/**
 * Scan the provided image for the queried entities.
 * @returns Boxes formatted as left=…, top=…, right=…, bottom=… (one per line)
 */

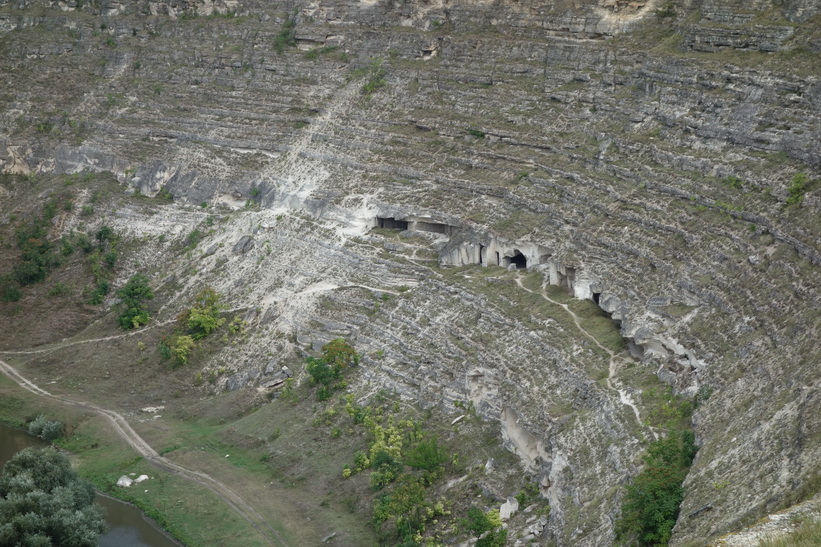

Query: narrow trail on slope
left=514, top=276, right=656, bottom=438
left=0, top=320, right=177, bottom=356
left=0, top=306, right=249, bottom=357
left=0, top=358, right=285, bottom=546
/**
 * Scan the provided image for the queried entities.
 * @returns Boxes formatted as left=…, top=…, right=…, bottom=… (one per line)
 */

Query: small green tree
left=306, top=339, right=359, bottom=400
left=170, top=334, right=195, bottom=367
left=186, top=287, right=225, bottom=339
left=0, top=447, right=106, bottom=546
left=116, top=273, right=154, bottom=329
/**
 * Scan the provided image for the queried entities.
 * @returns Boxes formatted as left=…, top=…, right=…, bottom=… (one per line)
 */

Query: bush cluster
left=27, top=414, right=64, bottom=441
left=615, top=429, right=698, bottom=546
left=116, top=273, right=154, bottom=329
left=159, top=287, right=225, bottom=367
left=306, top=338, right=359, bottom=400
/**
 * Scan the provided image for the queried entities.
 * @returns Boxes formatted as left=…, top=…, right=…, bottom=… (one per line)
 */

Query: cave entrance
left=592, top=292, right=601, bottom=305
left=377, top=217, right=409, bottom=230
left=510, top=250, right=527, bottom=270
left=479, top=245, right=485, bottom=265
left=413, top=221, right=453, bottom=236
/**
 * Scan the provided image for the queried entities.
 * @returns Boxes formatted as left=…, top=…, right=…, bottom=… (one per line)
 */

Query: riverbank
left=0, top=372, right=274, bottom=546
left=0, top=423, right=181, bottom=547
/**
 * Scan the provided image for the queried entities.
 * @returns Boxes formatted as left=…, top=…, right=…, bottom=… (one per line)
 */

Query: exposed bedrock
left=1, top=0, right=819, bottom=544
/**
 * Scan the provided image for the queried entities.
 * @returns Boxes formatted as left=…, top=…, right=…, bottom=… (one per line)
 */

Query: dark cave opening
left=592, top=292, right=601, bottom=305
left=377, top=217, right=409, bottom=230
left=510, top=250, right=527, bottom=270
left=414, top=221, right=452, bottom=235
left=479, top=245, right=485, bottom=265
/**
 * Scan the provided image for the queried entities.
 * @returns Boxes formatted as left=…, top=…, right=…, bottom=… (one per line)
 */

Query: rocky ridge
left=1, top=0, right=819, bottom=545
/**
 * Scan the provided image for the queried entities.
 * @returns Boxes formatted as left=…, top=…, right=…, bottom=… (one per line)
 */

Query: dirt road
left=0, top=357, right=285, bottom=546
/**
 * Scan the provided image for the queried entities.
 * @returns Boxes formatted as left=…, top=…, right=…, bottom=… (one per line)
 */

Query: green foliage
left=12, top=199, right=63, bottom=286
left=77, top=233, right=93, bottom=253
left=274, top=14, right=297, bottom=54
left=87, top=280, right=110, bottom=305
left=184, top=229, right=203, bottom=250
left=0, top=447, right=106, bottom=546
left=373, top=475, right=443, bottom=544
left=615, top=430, right=698, bottom=546
left=724, top=175, right=743, bottom=190
left=305, top=45, right=338, bottom=60
left=116, top=273, right=154, bottom=329
left=362, top=58, right=387, bottom=95
left=27, top=414, right=64, bottom=441
left=787, top=172, right=808, bottom=205
left=461, top=506, right=495, bottom=535
left=468, top=128, right=486, bottom=139
left=0, top=276, right=22, bottom=302
left=169, top=335, right=195, bottom=367
left=103, top=250, right=118, bottom=268
left=95, top=225, right=114, bottom=244
left=404, top=437, right=448, bottom=472
left=643, top=386, right=694, bottom=430
left=306, top=339, right=359, bottom=400
left=186, top=287, right=225, bottom=339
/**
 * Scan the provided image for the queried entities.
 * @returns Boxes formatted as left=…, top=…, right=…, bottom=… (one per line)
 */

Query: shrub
left=186, top=287, right=225, bottom=339
left=87, top=280, right=110, bottom=305
left=615, top=429, right=698, bottom=546
left=116, top=273, right=153, bottom=329
left=1, top=276, right=22, bottom=302
left=787, top=172, right=808, bottom=205
left=461, top=507, right=495, bottom=536
left=404, top=438, right=448, bottom=472
left=169, top=335, right=195, bottom=367
left=77, top=233, right=94, bottom=253
left=27, top=414, right=64, bottom=441
left=184, top=229, right=203, bottom=250
left=321, top=338, right=359, bottom=369
left=306, top=339, right=359, bottom=400
left=95, top=225, right=114, bottom=245
left=362, top=58, right=386, bottom=95
left=274, top=14, right=297, bottom=54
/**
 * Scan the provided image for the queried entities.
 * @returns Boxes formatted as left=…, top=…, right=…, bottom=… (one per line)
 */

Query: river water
left=0, top=424, right=180, bottom=547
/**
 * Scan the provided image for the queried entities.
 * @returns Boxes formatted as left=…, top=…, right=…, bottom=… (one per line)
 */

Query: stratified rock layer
left=0, top=0, right=819, bottom=545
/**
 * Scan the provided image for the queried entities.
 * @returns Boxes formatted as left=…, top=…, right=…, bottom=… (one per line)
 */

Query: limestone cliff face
left=1, top=0, right=819, bottom=544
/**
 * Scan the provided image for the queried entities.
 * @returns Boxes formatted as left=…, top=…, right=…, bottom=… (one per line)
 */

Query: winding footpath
left=0, top=356, right=285, bottom=546
left=514, top=276, right=657, bottom=438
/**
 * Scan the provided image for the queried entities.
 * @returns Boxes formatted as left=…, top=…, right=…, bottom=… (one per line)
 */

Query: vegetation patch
left=0, top=446, right=106, bottom=546
left=616, top=422, right=698, bottom=546
left=159, top=287, right=229, bottom=367
left=116, top=273, right=154, bottom=329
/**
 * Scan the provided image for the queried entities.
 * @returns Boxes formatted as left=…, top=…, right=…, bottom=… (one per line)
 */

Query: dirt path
left=0, top=305, right=249, bottom=357
left=0, top=357, right=285, bottom=546
left=514, top=277, right=656, bottom=438
left=0, top=320, right=176, bottom=356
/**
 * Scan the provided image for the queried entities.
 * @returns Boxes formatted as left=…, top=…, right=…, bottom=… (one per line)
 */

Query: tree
left=0, top=447, right=106, bottom=546
left=186, top=287, right=225, bottom=339
left=116, top=273, right=154, bottom=329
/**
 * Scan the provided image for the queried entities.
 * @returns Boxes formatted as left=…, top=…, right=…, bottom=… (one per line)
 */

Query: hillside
left=0, top=0, right=819, bottom=545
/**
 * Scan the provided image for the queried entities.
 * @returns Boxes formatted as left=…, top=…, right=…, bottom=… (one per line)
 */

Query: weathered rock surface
left=0, top=0, right=819, bottom=545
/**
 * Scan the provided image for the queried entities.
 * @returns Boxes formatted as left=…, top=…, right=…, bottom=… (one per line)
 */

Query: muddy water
left=0, top=424, right=179, bottom=547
